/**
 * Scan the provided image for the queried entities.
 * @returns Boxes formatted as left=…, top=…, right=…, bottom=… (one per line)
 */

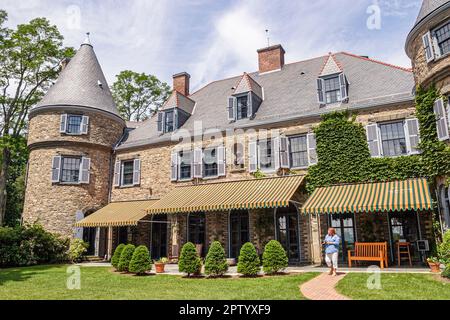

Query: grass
left=0, top=265, right=318, bottom=300
left=337, top=273, right=450, bottom=300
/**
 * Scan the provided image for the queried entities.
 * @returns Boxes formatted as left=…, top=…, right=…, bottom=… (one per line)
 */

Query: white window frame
left=178, top=150, right=193, bottom=181
left=431, top=19, right=450, bottom=59
left=376, top=120, right=411, bottom=158
left=288, top=135, right=309, bottom=170
left=120, top=160, right=135, bottom=187
left=257, top=139, right=276, bottom=173
left=61, top=114, right=88, bottom=136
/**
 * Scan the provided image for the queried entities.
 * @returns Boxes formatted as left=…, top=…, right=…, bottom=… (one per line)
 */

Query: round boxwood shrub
left=204, top=241, right=228, bottom=277
left=118, top=244, right=135, bottom=272
left=237, top=242, right=260, bottom=277
left=178, top=242, right=202, bottom=277
left=262, top=240, right=288, bottom=275
left=129, top=245, right=152, bottom=275
left=111, top=244, right=126, bottom=270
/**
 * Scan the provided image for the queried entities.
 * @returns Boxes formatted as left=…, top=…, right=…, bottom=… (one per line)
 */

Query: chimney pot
left=257, top=44, right=285, bottom=74
left=173, top=72, right=190, bottom=96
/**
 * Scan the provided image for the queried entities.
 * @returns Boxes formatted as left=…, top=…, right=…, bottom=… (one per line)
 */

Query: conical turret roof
left=414, top=0, right=449, bottom=26
left=34, top=40, right=120, bottom=117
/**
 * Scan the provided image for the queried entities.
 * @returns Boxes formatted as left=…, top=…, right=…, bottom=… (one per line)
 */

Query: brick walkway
left=300, top=273, right=351, bottom=300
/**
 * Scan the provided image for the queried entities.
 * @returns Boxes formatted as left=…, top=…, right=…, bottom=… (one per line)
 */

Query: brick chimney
left=257, top=44, right=285, bottom=74
left=173, top=72, right=190, bottom=96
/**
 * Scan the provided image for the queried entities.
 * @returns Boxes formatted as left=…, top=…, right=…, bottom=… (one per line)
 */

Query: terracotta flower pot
left=428, top=261, right=441, bottom=273
left=155, top=263, right=165, bottom=273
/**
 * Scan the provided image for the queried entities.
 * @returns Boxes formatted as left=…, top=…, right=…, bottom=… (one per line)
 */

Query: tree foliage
left=111, top=70, right=171, bottom=122
left=0, top=11, right=74, bottom=225
left=204, top=241, right=228, bottom=277
left=118, top=244, right=135, bottom=272
left=111, top=243, right=126, bottom=270
left=129, top=245, right=152, bottom=275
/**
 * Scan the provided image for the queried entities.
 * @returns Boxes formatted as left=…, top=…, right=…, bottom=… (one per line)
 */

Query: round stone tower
left=405, top=0, right=450, bottom=94
left=23, top=36, right=125, bottom=239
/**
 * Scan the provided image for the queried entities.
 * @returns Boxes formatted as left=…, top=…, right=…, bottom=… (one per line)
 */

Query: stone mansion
left=23, top=0, right=450, bottom=264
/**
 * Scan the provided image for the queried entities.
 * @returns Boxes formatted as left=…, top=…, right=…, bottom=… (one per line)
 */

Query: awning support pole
left=416, top=210, right=424, bottom=263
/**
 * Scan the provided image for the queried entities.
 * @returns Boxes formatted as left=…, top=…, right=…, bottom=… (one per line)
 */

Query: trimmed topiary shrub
left=204, top=241, right=228, bottom=277
left=237, top=242, right=260, bottom=277
left=118, top=244, right=135, bottom=272
left=111, top=244, right=126, bottom=270
left=129, top=245, right=152, bottom=275
left=262, top=240, right=288, bottom=275
left=178, top=242, right=202, bottom=277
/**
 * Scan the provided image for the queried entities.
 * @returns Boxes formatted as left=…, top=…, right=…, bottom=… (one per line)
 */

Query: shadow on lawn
left=0, top=265, right=52, bottom=286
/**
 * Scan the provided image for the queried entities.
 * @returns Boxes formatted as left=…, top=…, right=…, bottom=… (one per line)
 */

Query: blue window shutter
left=434, top=98, right=449, bottom=141
left=60, top=114, right=67, bottom=133
left=157, top=112, right=163, bottom=132
left=307, top=133, right=318, bottom=165
left=279, top=136, right=290, bottom=169
left=317, top=78, right=325, bottom=104
left=79, top=157, right=91, bottom=184
left=80, top=116, right=89, bottom=134
left=405, top=118, right=421, bottom=155
left=170, top=152, right=178, bottom=181
left=247, top=92, right=253, bottom=119
left=248, top=141, right=258, bottom=173
left=51, top=156, right=62, bottom=183
left=174, top=109, right=179, bottom=130
left=217, top=145, right=226, bottom=177
left=339, top=73, right=348, bottom=102
left=366, top=124, right=381, bottom=157
left=113, top=161, right=121, bottom=187
left=422, top=31, right=434, bottom=63
left=133, top=158, right=141, bottom=185
left=228, top=97, right=236, bottom=121
left=193, top=148, right=203, bottom=178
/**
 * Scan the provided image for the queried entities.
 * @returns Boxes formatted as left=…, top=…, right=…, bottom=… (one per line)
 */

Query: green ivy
left=305, top=110, right=426, bottom=194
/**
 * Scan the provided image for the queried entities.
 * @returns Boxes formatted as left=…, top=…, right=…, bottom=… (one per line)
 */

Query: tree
left=111, top=243, right=126, bottom=270
left=118, top=244, right=135, bottom=272
left=129, top=245, right=152, bottom=275
left=0, top=11, right=74, bottom=225
left=111, top=70, right=171, bottom=122
left=178, top=242, right=202, bottom=277
left=204, top=241, right=228, bottom=277
left=262, top=240, right=288, bottom=274
left=237, top=242, right=260, bottom=277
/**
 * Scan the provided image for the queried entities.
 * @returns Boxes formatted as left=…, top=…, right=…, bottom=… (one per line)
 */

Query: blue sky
left=3, top=0, right=422, bottom=91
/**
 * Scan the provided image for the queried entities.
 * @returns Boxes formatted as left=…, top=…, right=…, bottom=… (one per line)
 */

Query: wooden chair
left=348, top=242, right=389, bottom=269
left=396, top=242, right=412, bottom=267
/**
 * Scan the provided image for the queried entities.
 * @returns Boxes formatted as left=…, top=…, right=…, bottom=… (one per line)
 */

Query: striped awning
left=146, top=175, right=305, bottom=214
left=74, top=199, right=159, bottom=227
left=301, top=178, right=433, bottom=214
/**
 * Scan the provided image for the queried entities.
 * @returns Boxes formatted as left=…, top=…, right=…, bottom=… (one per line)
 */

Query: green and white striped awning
left=301, top=178, right=432, bottom=214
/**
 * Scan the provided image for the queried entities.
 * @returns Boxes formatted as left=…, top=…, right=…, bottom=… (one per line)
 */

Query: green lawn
left=0, top=265, right=318, bottom=300
left=337, top=273, right=450, bottom=300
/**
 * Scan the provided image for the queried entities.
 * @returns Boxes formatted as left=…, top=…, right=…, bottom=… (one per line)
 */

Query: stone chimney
left=173, top=72, right=190, bottom=96
left=257, top=44, right=285, bottom=74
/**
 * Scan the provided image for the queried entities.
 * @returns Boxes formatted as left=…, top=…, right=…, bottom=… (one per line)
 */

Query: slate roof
left=233, top=72, right=263, bottom=99
left=117, top=52, right=414, bottom=150
left=32, top=43, right=120, bottom=117
left=319, top=54, right=343, bottom=76
left=161, top=91, right=196, bottom=115
left=414, top=0, right=449, bottom=26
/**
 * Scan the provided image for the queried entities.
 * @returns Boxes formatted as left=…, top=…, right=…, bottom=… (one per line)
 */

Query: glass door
left=83, top=227, right=97, bottom=256
left=229, top=210, right=250, bottom=258
left=388, top=211, right=419, bottom=262
left=188, top=212, right=206, bottom=257
left=276, top=206, right=300, bottom=263
left=329, top=214, right=355, bottom=262
left=151, top=215, right=168, bottom=259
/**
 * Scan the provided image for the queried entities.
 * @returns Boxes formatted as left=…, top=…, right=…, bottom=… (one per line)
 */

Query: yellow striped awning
left=74, top=199, right=159, bottom=227
left=301, top=178, right=433, bottom=214
left=146, top=175, right=305, bottom=214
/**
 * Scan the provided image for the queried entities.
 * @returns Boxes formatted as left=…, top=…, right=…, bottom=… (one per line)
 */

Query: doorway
left=151, top=215, right=168, bottom=259
left=329, top=213, right=356, bottom=262
left=229, top=210, right=250, bottom=258
left=276, top=205, right=300, bottom=263
left=188, top=212, right=206, bottom=256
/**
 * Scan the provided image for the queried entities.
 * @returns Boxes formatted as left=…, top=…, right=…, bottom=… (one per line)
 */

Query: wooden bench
left=348, top=242, right=389, bottom=269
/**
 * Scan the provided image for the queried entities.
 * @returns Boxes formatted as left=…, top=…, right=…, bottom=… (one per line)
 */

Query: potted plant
left=154, top=257, right=169, bottom=273
left=427, top=257, right=441, bottom=273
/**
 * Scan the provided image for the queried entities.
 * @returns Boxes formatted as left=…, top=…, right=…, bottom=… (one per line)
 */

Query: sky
left=2, top=0, right=422, bottom=92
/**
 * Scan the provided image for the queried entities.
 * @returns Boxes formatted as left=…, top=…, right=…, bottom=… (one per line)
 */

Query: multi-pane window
left=229, top=210, right=249, bottom=258
left=66, top=115, right=82, bottom=134
left=164, top=110, right=174, bottom=133
left=259, top=139, right=273, bottom=169
left=379, top=121, right=407, bottom=157
left=324, top=76, right=341, bottom=104
left=179, top=151, right=192, bottom=180
left=203, top=148, right=218, bottom=177
left=435, top=21, right=450, bottom=56
left=233, top=143, right=244, bottom=168
left=236, top=95, right=248, bottom=120
left=61, top=157, right=81, bottom=183
left=289, top=135, right=308, bottom=168
left=121, top=160, right=134, bottom=186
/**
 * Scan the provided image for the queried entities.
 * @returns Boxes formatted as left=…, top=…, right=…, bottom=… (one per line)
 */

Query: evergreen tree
left=262, top=240, right=288, bottom=274
left=204, top=241, right=228, bottom=277
left=237, top=242, right=260, bottom=277
left=178, top=242, right=202, bottom=277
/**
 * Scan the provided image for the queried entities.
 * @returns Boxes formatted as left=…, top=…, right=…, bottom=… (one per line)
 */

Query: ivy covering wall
left=305, top=86, right=450, bottom=194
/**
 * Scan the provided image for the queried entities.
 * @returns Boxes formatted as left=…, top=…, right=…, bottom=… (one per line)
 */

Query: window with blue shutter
left=405, top=118, right=421, bottom=155
left=248, top=141, right=258, bottom=173
left=317, top=78, right=325, bottom=104
left=307, top=133, right=317, bottom=165
left=422, top=31, right=435, bottom=63
left=434, top=98, right=449, bottom=141
left=51, top=156, right=62, bottom=183
left=228, top=97, right=236, bottom=121
left=132, top=158, right=141, bottom=186
left=79, top=157, right=91, bottom=184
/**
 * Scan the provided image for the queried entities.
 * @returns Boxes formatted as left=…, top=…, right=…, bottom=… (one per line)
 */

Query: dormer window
left=164, top=110, right=175, bottom=133
left=157, top=108, right=181, bottom=134
left=236, top=95, right=248, bottom=120
left=60, top=114, right=89, bottom=135
left=317, top=73, right=348, bottom=105
left=228, top=73, right=263, bottom=122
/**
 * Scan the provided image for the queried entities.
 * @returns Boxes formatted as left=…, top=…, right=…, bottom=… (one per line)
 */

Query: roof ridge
left=338, top=51, right=412, bottom=73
